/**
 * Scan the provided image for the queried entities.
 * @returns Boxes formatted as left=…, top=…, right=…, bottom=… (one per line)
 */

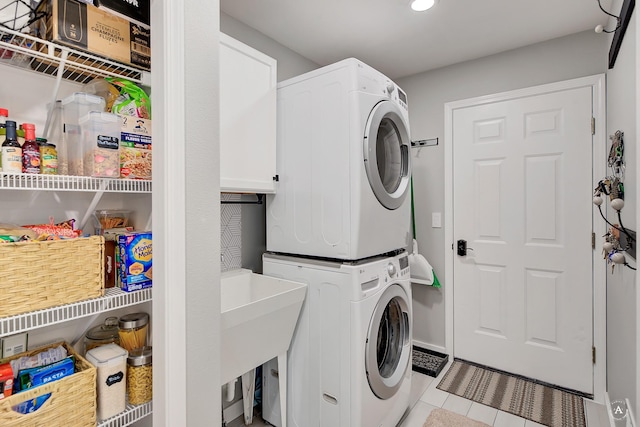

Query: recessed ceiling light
left=411, top=0, right=436, bottom=12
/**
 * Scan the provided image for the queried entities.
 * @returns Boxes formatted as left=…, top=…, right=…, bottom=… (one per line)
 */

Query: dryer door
left=363, top=101, right=411, bottom=210
left=365, top=283, right=411, bottom=400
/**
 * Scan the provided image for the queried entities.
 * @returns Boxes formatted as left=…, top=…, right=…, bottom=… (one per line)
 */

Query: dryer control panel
left=398, top=254, right=409, bottom=277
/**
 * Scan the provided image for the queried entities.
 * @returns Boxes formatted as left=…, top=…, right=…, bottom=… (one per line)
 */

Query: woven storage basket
left=0, top=342, right=97, bottom=426
left=0, top=236, right=105, bottom=318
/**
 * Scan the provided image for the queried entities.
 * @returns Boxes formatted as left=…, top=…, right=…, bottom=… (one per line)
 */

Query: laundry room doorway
left=443, top=75, right=607, bottom=399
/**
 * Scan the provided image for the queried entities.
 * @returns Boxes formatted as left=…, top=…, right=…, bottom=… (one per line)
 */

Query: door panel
left=453, top=86, right=593, bottom=394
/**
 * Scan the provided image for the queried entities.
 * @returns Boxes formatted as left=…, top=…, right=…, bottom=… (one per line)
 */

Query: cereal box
left=0, top=362, right=13, bottom=399
left=118, top=231, right=152, bottom=292
left=119, top=115, right=152, bottom=180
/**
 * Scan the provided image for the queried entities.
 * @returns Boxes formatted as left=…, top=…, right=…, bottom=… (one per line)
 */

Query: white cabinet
left=220, top=33, right=277, bottom=193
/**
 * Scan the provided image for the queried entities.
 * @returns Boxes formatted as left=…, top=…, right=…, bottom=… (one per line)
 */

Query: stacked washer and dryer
left=262, top=58, right=414, bottom=427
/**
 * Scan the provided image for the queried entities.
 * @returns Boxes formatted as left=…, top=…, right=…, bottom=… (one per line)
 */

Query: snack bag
left=105, top=77, right=151, bottom=119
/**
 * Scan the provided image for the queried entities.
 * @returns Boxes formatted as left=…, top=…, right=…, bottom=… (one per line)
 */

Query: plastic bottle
left=22, top=123, right=40, bottom=174
left=1, top=121, right=22, bottom=173
left=0, top=108, right=9, bottom=135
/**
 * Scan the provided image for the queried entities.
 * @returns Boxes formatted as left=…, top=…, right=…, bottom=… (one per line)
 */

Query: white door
left=452, top=85, right=594, bottom=394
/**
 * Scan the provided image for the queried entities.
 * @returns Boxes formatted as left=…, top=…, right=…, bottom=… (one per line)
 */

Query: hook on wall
left=594, top=0, right=621, bottom=33
left=593, top=0, right=636, bottom=68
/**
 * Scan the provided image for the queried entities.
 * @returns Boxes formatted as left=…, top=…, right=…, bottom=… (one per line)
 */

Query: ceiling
left=220, top=0, right=616, bottom=80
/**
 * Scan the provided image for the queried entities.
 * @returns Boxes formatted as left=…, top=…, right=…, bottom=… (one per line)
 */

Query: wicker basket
left=0, top=342, right=97, bottom=426
left=0, top=236, right=105, bottom=318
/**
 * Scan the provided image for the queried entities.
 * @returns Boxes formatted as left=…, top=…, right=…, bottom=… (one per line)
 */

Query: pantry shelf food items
left=84, top=316, right=121, bottom=354
left=0, top=342, right=96, bottom=426
left=62, top=92, right=107, bottom=176
left=126, top=346, right=152, bottom=405
left=2, top=79, right=152, bottom=181
left=32, top=0, right=151, bottom=72
left=118, top=312, right=149, bottom=353
left=119, top=115, right=151, bottom=180
left=86, top=343, right=128, bottom=421
left=94, top=209, right=131, bottom=231
left=118, top=231, right=153, bottom=292
left=79, top=112, right=122, bottom=178
left=0, top=236, right=104, bottom=318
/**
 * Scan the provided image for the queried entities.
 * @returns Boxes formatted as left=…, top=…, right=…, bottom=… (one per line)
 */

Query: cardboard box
left=93, top=0, right=150, bottom=28
left=118, top=231, right=152, bottom=292
left=118, top=115, right=151, bottom=179
left=0, top=363, right=13, bottom=399
left=1, top=333, right=28, bottom=358
left=34, top=0, right=151, bottom=71
left=104, top=240, right=116, bottom=288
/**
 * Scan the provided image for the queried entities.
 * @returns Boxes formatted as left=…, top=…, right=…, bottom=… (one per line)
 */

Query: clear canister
left=127, top=346, right=152, bottom=405
left=85, top=343, right=128, bottom=421
left=84, top=316, right=120, bottom=354
left=118, top=312, right=149, bottom=352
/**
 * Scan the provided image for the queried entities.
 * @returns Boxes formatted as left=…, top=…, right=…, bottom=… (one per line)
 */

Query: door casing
left=443, top=74, right=607, bottom=404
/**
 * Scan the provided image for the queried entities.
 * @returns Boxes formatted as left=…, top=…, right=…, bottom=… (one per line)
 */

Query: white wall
left=221, top=12, right=319, bottom=83
left=605, top=0, right=638, bottom=418
left=396, top=30, right=609, bottom=350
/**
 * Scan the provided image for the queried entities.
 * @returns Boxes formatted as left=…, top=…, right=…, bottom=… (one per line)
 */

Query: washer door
left=365, top=283, right=411, bottom=400
left=363, top=101, right=411, bottom=210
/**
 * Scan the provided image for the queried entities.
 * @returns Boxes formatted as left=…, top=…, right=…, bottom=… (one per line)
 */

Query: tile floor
left=227, top=361, right=611, bottom=427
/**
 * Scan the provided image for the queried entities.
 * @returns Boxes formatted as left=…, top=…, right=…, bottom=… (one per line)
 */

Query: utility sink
left=220, top=268, right=307, bottom=385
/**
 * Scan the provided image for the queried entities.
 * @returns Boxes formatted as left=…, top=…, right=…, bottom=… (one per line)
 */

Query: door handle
left=457, top=239, right=474, bottom=256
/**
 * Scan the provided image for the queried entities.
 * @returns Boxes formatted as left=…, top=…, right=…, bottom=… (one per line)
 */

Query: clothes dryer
left=262, top=251, right=412, bottom=427
left=267, top=58, right=412, bottom=260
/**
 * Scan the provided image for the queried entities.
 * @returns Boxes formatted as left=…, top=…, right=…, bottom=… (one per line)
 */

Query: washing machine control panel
left=387, top=263, right=397, bottom=277
left=386, top=83, right=395, bottom=95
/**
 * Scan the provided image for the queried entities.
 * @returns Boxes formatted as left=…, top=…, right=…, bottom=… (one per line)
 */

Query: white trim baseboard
left=223, top=400, right=245, bottom=425
left=605, top=392, right=616, bottom=427
left=626, top=398, right=637, bottom=427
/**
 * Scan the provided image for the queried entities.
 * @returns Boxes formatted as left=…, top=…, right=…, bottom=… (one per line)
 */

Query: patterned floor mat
left=412, top=346, right=449, bottom=378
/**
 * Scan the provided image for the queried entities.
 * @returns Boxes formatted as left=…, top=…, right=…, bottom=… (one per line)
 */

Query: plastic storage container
left=85, top=343, right=127, bottom=421
left=61, top=93, right=106, bottom=175
left=126, top=346, right=152, bottom=405
left=118, top=312, right=149, bottom=352
left=93, top=209, right=131, bottom=234
left=84, top=316, right=120, bottom=354
left=79, top=111, right=121, bottom=177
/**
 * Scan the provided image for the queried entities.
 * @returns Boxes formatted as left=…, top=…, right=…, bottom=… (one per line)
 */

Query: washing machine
left=267, top=58, right=412, bottom=261
left=262, top=250, right=412, bottom=427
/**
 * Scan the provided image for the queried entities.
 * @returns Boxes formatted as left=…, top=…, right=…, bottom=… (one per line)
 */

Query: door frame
left=443, top=74, right=607, bottom=403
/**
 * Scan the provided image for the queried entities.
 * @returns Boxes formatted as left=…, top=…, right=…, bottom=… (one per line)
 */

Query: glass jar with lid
left=84, top=316, right=120, bottom=354
left=127, top=346, right=152, bottom=405
left=118, top=312, right=149, bottom=352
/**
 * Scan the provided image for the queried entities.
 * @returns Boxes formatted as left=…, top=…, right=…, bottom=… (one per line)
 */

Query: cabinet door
left=220, top=33, right=277, bottom=193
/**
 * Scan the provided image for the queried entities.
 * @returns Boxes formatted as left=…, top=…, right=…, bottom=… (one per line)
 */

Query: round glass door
left=363, top=101, right=411, bottom=210
left=365, top=284, right=411, bottom=399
